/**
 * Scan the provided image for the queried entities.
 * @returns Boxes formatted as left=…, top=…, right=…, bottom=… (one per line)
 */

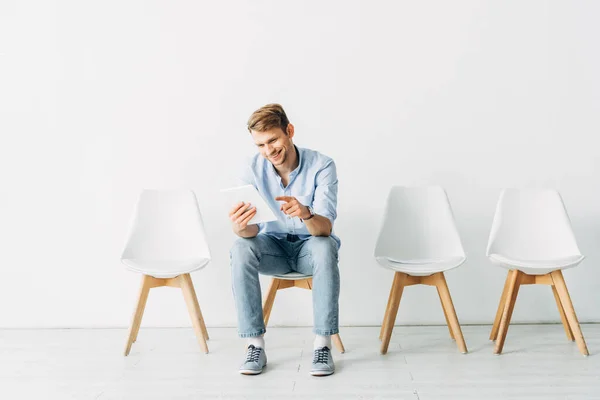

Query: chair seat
left=271, top=272, right=312, bottom=280
left=488, top=254, right=584, bottom=275
left=375, top=256, right=466, bottom=276
left=122, top=258, right=210, bottom=278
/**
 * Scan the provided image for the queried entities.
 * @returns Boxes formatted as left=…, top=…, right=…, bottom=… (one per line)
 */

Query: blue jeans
left=230, top=234, right=340, bottom=338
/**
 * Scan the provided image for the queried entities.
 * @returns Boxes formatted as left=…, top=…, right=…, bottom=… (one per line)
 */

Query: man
left=229, top=104, right=341, bottom=376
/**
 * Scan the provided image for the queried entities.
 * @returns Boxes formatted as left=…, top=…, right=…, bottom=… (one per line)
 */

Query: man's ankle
left=314, top=335, right=331, bottom=350
left=247, top=335, right=265, bottom=349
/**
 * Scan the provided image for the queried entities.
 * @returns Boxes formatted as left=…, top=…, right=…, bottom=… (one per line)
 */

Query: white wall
left=1, top=0, right=599, bottom=328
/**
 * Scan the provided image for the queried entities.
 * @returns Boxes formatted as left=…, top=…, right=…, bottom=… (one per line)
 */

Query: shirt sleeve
left=312, top=159, right=338, bottom=225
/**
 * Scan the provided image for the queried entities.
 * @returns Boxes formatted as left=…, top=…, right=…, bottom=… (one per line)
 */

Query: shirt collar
left=269, top=145, right=302, bottom=186
left=289, top=145, right=303, bottom=178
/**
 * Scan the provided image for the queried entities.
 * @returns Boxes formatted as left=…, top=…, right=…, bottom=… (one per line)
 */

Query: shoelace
left=313, top=347, right=330, bottom=364
left=245, top=345, right=262, bottom=363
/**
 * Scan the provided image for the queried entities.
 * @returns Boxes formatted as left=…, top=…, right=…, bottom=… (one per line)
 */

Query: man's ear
left=286, top=123, right=295, bottom=139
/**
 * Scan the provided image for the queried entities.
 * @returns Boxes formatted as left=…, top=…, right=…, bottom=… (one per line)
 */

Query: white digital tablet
left=220, top=184, right=278, bottom=225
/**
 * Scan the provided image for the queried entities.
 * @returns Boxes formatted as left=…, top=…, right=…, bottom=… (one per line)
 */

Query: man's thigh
left=294, top=236, right=339, bottom=275
left=237, top=234, right=294, bottom=276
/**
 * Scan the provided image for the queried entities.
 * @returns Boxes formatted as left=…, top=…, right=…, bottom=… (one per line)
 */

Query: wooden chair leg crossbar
left=124, top=273, right=210, bottom=356
left=379, top=272, right=468, bottom=355
left=262, top=277, right=346, bottom=353
left=490, top=270, right=588, bottom=356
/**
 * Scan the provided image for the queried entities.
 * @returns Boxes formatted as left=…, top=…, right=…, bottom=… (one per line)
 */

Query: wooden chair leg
left=552, top=284, right=574, bottom=342
left=380, top=272, right=399, bottom=340
left=494, top=270, right=522, bottom=355
left=262, top=278, right=280, bottom=326
left=305, top=278, right=313, bottom=290
left=124, top=275, right=152, bottom=356
left=182, top=274, right=209, bottom=340
left=551, top=271, right=589, bottom=356
left=132, top=276, right=152, bottom=344
left=490, top=270, right=513, bottom=341
left=332, top=333, right=345, bottom=353
left=435, top=273, right=467, bottom=353
left=179, top=274, right=209, bottom=354
left=380, top=272, right=406, bottom=355
left=436, top=286, right=455, bottom=340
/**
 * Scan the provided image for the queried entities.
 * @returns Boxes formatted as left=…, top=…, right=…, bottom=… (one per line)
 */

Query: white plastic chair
left=487, top=188, right=588, bottom=355
left=374, top=186, right=467, bottom=354
left=261, top=272, right=345, bottom=353
left=121, top=190, right=211, bottom=356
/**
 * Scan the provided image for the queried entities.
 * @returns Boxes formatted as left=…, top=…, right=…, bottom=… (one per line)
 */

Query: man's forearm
left=234, top=224, right=259, bottom=238
left=304, top=215, right=332, bottom=237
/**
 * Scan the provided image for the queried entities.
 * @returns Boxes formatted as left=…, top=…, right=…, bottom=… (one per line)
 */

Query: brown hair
left=247, top=103, right=290, bottom=133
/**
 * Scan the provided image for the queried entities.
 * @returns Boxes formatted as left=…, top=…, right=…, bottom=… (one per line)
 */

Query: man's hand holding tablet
left=221, top=185, right=278, bottom=238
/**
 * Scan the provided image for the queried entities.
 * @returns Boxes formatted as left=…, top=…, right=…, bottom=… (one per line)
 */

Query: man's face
left=250, top=125, right=294, bottom=167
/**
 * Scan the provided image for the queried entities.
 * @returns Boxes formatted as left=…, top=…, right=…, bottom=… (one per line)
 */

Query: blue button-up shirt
left=241, top=146, right=340, bottom=248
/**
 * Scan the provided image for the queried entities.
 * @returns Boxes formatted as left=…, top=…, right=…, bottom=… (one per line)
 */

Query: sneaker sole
left=239, top=369, right=263, bottom=375
left=310, top=370, right=334, bottom=376
left=239, top=364, right=266, bottom=375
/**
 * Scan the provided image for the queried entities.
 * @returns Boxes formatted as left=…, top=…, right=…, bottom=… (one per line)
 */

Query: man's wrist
left=302, top=205, right=315, bottom=221
left=235, top=224, right=258, bottom=237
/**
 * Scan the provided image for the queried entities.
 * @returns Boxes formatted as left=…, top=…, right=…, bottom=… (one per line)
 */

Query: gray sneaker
left=310, top=346, right=335, bottom=376
left=239, top=345, right=267, bottom=375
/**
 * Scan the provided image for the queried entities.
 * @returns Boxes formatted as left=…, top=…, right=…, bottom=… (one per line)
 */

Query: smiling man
left=229, top=103, right=340, bottom=376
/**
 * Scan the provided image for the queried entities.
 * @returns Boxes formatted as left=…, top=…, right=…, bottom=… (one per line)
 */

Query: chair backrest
left=121, top=190, right=211, bottom=263
left=374, top=186, right=465, bottom=262
left=486, top=188, right=581, bottom=260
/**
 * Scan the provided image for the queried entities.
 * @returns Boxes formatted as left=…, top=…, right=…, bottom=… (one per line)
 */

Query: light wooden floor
left=1, top=325, right=599, bottom=399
